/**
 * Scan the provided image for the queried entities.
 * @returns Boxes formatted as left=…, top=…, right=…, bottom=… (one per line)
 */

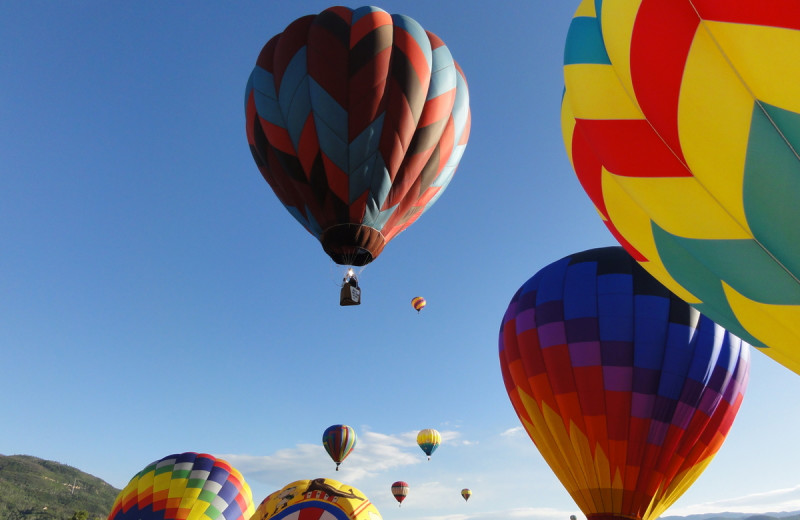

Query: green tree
left=71, top=510, right=88, bottom=520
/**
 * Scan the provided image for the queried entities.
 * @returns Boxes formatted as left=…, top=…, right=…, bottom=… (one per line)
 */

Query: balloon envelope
left=251, top=478, right=381, bottom=520
left=108, top=452, right=254, bottom=520
left=411, top=297, right=427, bottom=312
left=416, top=428, right=441, bottom=458
left=391, top=481, right=409, bottom=505
left=322, top=424, right=356, bottom=470
left=561, top=0, right=800, bottom=373
left=499, top=247, right=750, bottom=520
left=246, top=5, right=471, bottom=266
left=461, top=488, right=471, bottom=502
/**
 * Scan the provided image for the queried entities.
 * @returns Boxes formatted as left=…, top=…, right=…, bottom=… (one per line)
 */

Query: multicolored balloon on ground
left=499, top=247, right=750, bottom=520
left=391, top=481, right=409, bottom=506
left=561, top=0, right=800, bottom=373
left=108, top=452, right=254, bottom=520
left=251, top=478, right=381, bottom=520
left=246, top=5, right=471, bottom=266
left=461, top=488, right=471, bottom=502
left=416, top=429, right=441, bottom=460
left=411, top=297, right=426, bottom=313
left=322, top=424, right=357, bottom=471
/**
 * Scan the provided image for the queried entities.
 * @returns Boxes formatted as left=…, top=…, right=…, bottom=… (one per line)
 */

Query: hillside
left=0, top=454, right=120, bottom=520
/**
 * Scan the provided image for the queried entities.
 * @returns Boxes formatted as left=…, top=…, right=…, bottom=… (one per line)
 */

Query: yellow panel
left=605, top=171, right=751, bottom=240
left=706, top=21, right=800, bottom=114
left=723, top=282, right=800, bottom=373
left=565, top=63, right=643, bottom=121
left=573, top=0, right=597, bottom=18
left=599, top=0, right=641, bottom=99
left=561, top=94, right=577, bottom=168
left=169, top=478, right=189, bottom=498
left=599, top=170, right=703, bottom=303
left=679, top=24, right=754, bottom=229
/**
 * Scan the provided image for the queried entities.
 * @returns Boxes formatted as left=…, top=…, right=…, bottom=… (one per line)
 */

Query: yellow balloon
left=252, top=478, right=382, bottom=520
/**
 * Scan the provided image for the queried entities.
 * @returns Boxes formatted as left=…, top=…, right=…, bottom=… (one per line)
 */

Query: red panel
left=631, top=0, right=699, bottom=163
left=694, top=0, right=800, bottom=30
left=575, top=119, right=691, bottom=178
left=272, top=16, right=315, bottom=90
left=350, top=10, right=392, bottom=46
left=348, top=46, right=391, bottom=140
left=297, top=114, right=320, bottom=176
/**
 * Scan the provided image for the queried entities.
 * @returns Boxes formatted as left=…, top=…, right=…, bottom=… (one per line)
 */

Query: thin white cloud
left=667, top=485, right=800, bottom=516
left=501, top=426, right=525, bottom=437
left=219, top=429, right=463, bottom=499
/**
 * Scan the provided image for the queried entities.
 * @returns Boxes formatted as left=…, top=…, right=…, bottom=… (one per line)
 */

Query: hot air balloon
left=108, top=452, right=255, bottom=520
left=561, top=0, right=800, bottom=374
left=461, top=488, right=471, bottom=502
left=322, top=424, right=356, bottom=471
left=251, top=478, right=382, bottom=520
left=391, top=481, right=409, bottom=506
left=411, top=297, right=426, bottom=313
left=499, top=247, right=750, bottom=520
left=416, top=429, right=440, bottom=460
left=245, top=5, right=471, bottom=268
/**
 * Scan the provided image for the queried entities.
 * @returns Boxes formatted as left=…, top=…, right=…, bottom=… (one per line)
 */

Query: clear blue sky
left=2, top=2, right=800, bottom=520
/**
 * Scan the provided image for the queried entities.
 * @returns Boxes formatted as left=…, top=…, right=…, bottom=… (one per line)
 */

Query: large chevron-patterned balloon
left=245, top=6, right=471, bottom=266
left=561, top=0, right=800, bottom=374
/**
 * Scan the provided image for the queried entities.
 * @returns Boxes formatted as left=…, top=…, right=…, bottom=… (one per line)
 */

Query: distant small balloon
left=322, top=424, right=357, bottom=471
left=416, top=429, right=441, bottom=460
left=461, top=489, right=471, bottom=502
left=391, top=481, right=409, bottom=506
left=411, top=297, right=426, bottom=313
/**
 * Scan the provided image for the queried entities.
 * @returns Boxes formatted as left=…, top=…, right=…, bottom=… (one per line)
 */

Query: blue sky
left=2, top=2, right=800, bottom=520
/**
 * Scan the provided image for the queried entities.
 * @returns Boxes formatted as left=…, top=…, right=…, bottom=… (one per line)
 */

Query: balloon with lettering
left=561, top=0, right=800, bottom=373
left=499, top=247, right=750, bottom=520
left=108, top=452, right=254, bottom=520
left=246, top=5, right=471, bottom=267
left=251, top=478, right=381, bottom=520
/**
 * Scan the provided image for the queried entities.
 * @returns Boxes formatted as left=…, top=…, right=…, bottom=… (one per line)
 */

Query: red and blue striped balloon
left=322, top=424, right=357, bottom=470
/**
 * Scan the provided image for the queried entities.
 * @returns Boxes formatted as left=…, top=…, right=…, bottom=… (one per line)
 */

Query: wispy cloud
left=667, top=485, right=800, bottom=516
left=219, top=429, right=464, bottom=500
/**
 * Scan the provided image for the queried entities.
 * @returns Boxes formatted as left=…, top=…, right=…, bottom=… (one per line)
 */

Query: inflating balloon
left=411, top=297, right=426, bottom=313
left=416, top=429, right=440, bottom=460
left=461, top=488, right=471, bottom=502
left=391, top=481, right=409, bottom=506
left=322, top=424, right=357, bottom=471
left=246, top=6, right=471, bottom=267
left=251, top=478, right=381, bottom=520
left=499, top=247, right=750, bottom=520
left=561, top=0, right=800, bottom=373
left=108, top=452, right=254, bottom=520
